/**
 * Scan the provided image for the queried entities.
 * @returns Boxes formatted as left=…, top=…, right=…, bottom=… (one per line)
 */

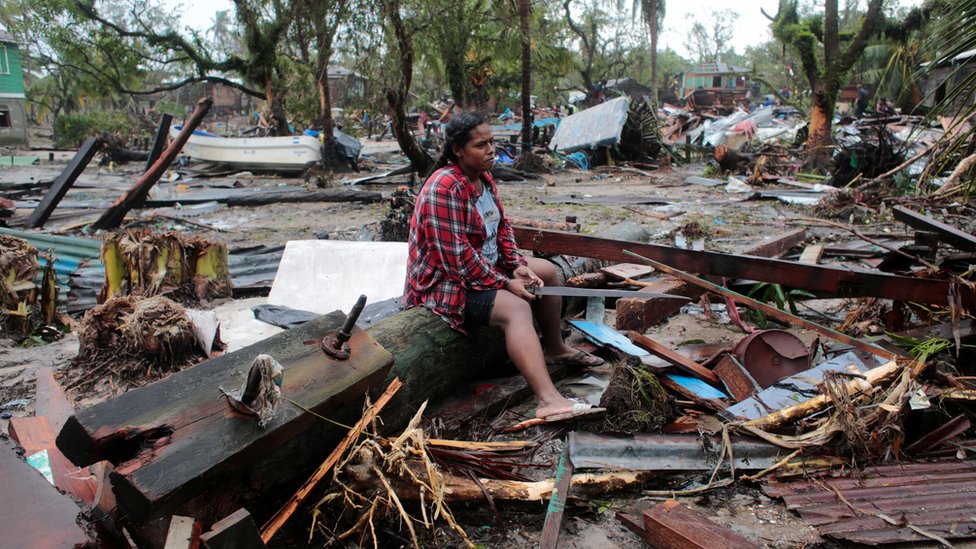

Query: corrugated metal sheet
left=0, top=227, right=101, bottom=311
left=764, top=460, right=976, bottom=545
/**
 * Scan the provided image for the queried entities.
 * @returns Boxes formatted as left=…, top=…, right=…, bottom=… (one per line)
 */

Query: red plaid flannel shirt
left=404, top=164, right=527, bottom=333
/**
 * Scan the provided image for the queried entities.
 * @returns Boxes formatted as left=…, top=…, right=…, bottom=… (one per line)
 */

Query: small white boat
left=170, top=126, right=322, bottom=172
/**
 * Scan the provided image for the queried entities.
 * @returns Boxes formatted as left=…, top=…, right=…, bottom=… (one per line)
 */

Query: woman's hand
left=506, top=265, right=543, bottom=301
left=513, top=265, right=543, bottom=288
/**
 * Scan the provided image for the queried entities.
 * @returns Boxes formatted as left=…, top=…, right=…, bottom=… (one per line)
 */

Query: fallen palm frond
left=100, top=228, right=232, bottom=304
left=69, top=295, right=202, bottom=393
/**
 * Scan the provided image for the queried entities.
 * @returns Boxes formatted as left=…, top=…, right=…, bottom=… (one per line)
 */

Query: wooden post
left=26, top=136, right=101, bottom=228
left=539, top=447, right=574, bottom=549
left=93, top=98, right=213, bottom=230
left=139, top=113, right=174, bottom=197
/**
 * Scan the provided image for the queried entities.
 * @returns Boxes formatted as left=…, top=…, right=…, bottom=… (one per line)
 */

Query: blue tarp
left=548, top=97, right=630, bottom=153
left=491, top=117, right=561, bottom=132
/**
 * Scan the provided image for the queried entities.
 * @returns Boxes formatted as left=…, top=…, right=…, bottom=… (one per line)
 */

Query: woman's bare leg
left=524, top=257, right=602, bottom=363
left=488, top=288, right=575, bottom=418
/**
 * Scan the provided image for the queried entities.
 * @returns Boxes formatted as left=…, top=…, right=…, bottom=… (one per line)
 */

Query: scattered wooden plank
left=93, top=97, right=213, bottom=230
left=200, top=508, right=265, bottom=549
left=713, top=354, right=762, bottom=402
left=0, top=438, right=91, bottom=548
left=225, top=189, right=383, bottom=207
left=641, top=500, right=761, bottom=549
left=164, top=515, right=202, bottom=549
left=893, top=205, right=976, bottom=252
left=614, top=229, right=807, bottom=331
left=9, top=415, right=98, bottom=505
left=510, top=218, right=580, bottom=232
left=25, top=136, right=101, bottom=228
left=628, top=332, right=720, bottom=384
left=600, top=263, right=654, bottom=280
left=260, top=378, right=403, bottom=543
left=798, top=244, right=825, bottom=264
left=514, top=227, right=969, bottom=306
left=539, top=448, right=574, bottom=549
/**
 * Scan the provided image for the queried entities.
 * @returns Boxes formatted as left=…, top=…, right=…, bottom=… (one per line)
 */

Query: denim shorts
left=464, top=289, right=497, bottom=326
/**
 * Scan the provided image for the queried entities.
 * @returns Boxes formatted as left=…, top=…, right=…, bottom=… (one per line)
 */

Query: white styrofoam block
left=268, top=240, right=408, bottom=314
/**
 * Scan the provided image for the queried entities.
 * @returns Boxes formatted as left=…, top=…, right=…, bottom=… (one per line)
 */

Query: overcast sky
left=170, top=0, right=924, bottom=59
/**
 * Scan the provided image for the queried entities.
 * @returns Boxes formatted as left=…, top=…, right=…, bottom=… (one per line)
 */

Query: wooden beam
left=893, top=205, right=976, bottom=252
left=56, top=310, right=394, bottom=522
left=513, top=227, right=969, bottom=306
left=25, top=136, right=101, bottom=228
left=624, top=250, right=900, bottom=361
left=614, top=229, right=807, bottom=331
left=641, top=500, right=761, bottom=549
left=144, top=114, right=174, bottom=174
left=225, top=189, right=382, bottom=207
left=93, top=97, right=212, bottom=230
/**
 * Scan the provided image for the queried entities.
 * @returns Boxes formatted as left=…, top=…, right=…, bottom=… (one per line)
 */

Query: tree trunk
left=519, top=0, right=533, bottom=154
left=806, top=87, right=834, bottom=172
left=649, top=1, right=659, bottom=102
left=382, top=0, right=432, bottom=175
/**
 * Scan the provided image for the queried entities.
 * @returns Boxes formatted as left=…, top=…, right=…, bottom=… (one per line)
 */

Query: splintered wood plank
left=0, top=438, right=91, bottom=548
left=57, top=310, right=394, bottom=522
left=799, top=244, right=825, bottom=265
left=164, top=515, right=202, bottom=549
left=26, top=136, right=101, bottom=228
left=600, top=263, right=654, bottom=280
left=9, top=415, right=98, bottom=506
left=512, top=227, right=967, bottom=306
left=200, top=508, right=265, bottom=549
left=642, top=500, right=760, bottom=549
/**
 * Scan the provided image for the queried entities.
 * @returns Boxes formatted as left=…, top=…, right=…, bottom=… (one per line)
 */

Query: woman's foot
left=535, top=396, right=605, bottom=422
left=543, top=346, right=604, bottom=367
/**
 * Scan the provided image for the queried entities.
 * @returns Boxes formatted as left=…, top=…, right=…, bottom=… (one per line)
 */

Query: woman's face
left=453, top=123, right=495, bottom=176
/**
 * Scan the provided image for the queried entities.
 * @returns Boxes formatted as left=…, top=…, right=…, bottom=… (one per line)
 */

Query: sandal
left=545, top=349, right=605, bottom=367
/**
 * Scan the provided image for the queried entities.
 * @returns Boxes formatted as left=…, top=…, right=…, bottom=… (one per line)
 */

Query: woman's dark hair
left=430, top=111, right=487, bottom=174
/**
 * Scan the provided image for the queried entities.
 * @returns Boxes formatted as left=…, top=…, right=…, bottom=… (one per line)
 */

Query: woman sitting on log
left=403, top=111, right=605, bottom=423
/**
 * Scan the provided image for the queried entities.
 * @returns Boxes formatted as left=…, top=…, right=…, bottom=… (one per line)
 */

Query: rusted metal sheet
left=512, top=227, right=972, bottom=306
left=764, top=459, right=976, bottom=545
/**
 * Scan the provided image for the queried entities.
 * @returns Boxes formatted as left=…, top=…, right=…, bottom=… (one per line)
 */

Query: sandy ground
left=0, top=143, right=910, bottom=547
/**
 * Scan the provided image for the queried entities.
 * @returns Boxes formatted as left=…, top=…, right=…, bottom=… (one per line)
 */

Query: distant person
left=855, top=85, right=870, bottom=118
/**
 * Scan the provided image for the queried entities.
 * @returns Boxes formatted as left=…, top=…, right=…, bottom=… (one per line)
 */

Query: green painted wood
left=0, top=43, right=25, bottom=95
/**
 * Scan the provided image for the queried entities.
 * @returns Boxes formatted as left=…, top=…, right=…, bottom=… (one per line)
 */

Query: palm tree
left=639, top=0, right=665, bottom=102
left=519, top=0, right=532, bottom=153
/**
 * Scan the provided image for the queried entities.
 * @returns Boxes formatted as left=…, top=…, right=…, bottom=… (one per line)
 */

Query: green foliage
left=884, top=333, right=956, bottom=362
left=746, top=282, right=816, bottom=329
left=53, top=112, right=140, bottom=149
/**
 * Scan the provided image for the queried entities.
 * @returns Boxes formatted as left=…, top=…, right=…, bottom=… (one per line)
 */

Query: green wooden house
left=0, top=29, right=28, bottom=146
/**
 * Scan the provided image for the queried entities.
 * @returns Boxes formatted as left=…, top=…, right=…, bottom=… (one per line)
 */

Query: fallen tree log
left=225, top=189, right=383, bottom=207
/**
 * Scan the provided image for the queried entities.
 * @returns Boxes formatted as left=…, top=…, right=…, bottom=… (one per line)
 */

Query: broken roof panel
left=549, top=96, right=630, bottom=153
